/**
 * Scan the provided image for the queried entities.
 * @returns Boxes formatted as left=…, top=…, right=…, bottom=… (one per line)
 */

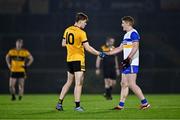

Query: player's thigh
left=110, top=79, right=116, bottom=86
left=9, top=78, right=17, bottom=87
left=127, top=74, right=137, bottom=85
left=18, top=78, right=25, bottom=87
left=104, top=78, right=110, bottom=84
left=74, top=71, right=84, bottom=85
left=67, top=72, right=75, bottom=83
left=121, top=74, right=129, bottom=87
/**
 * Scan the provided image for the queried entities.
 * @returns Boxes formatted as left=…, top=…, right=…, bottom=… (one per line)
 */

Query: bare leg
left=128, top=74, right=150, bottom=109
left=128, top=74, right=145, bottom=100
left=119, top=74, right=129, bottom=103
left=104, top=78, right=110, bottom=98
left=109, top=79, right=116, bottom=87
left=18, top=78, right=25, bottom=100
left=59, top=72, right=74, bottom=100
left=9, top=78, right=17, bottom=100
left=74, top=71, right=84, bottom=103
left=104, top=78, right=110, bottom=88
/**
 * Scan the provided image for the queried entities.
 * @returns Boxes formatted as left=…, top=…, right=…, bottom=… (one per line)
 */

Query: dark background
left=0, top=0, right=180, bottom=94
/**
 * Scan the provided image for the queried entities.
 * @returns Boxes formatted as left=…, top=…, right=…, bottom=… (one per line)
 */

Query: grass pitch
left=0, top=94, right=180, bottom=119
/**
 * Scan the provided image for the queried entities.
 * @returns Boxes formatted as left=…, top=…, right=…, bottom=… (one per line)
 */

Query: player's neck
left=74, top=23, right=81, bottom=29
left=126, top=26, right=133, bottom=32
left=16, top=47, right=22, bottom=50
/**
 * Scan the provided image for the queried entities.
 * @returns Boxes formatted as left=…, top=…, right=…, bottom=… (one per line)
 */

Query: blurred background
left=0, top=0, right=180, bottom=94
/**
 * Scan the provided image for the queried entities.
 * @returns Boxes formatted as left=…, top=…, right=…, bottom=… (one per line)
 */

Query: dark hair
left=121, top=16, right=134, bottom=26
left=16, top=38, right=23, bottom=43
left=75, top=12, right=88, bottom=22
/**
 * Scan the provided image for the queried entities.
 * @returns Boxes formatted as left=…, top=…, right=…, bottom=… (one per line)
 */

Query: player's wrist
left=127, top=56, right=132, bottom=61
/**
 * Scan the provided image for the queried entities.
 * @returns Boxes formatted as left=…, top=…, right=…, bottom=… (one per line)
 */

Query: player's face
left=80, top=20, right=87, bottom=29
left=106, top=38, right=115, bottom=47
left=121, top=20, right=130, bottom=31
left=16, top=41, right=23, bottom=49
left=108, top=38, right=115, bottom=46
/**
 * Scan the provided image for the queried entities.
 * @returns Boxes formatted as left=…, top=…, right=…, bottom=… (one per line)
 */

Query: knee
left=75, top=80, right=83, bottom=86
left=65, top=81, right=72, bottom=87
left=19, top=84, right=24, bottom=89
left=9, top=84, right=14, bottom=88
left=129, top=83, right=138, bottom=89
left=120, top=82, right=128, bottom=88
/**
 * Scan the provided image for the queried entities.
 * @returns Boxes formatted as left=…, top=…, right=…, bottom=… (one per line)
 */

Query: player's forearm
left=27, top=56, right=34, bottom=66
left=86, top=46, right=99, bottom=56
left=83, top=42, right=100, bottom=56
left=5, top=55, right=10, bottom=66
left=96, top=56, right=101, bottom=69
left=115, top=56, right=119, bottom=69
left=62, top=38, right=66, bottom=47
left=109, top=46, right=123, bottom=55
left=128, top=42, right=139, bottom=59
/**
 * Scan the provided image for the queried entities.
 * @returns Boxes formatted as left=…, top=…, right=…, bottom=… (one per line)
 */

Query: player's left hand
left=116, top=68, right=120, bottom=76
left=120, top=57, right=131, bottom=69
left=99, top=52, right=107, bottom=58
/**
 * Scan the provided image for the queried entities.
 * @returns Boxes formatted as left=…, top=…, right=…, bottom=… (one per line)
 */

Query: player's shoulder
left=21, top=48, right=29, bottom=52
left=101, top=45, right=109, bottom=52
left=130, top=29, right=139, bottom=35
left=101, top=44, right=106, bottom=49
left=9, top=48, right=16, bottom=52
left=7, top=48, right=17, bottom=55
left=66, top=26, right=86, bottom=34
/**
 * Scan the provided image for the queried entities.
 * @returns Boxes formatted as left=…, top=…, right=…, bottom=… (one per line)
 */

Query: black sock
left=19, top=96, right=22, bottom=100
left=11, top=94, right=16, bottom=100
left=58, top=99, right=63, bottom=104
left=75, top=101, right=80, bottom=108
left=106, top=88, right=110, bottom=96
left=109, top=86, right=112, bottom=97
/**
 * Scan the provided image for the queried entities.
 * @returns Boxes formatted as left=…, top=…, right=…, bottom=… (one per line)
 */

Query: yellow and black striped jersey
left=7, top=48, right=30, bottom=72
left=101, top=45, right=116, bottom=69
left=101, top=45, right=115, bottom=52
left=63, top=26, right=88, bottom=66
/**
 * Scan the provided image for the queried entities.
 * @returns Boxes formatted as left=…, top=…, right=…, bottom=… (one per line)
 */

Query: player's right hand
left=96, top=69, right=100, bottom=75
left=99, top=52, right=107, bottom=58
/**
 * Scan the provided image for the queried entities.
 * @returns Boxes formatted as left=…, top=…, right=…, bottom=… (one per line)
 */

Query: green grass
left=0, top=94, right=180, bottom=119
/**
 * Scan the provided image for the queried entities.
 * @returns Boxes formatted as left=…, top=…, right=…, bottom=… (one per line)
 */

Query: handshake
left=99, top=51, right=131, bottom=69
left=99, top=52, right=107, bottom=58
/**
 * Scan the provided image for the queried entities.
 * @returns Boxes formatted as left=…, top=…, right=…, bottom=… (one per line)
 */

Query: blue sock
left=119, top=102, right=125, bottom=107
left=141, top=99, right=148, bottom=104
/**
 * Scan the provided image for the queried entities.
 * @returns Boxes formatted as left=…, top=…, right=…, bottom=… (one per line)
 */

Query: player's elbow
left=62, top=43, right=66, bottom=47
left=83, top=43, right=90, bottom=51
left=31, top=56, right=34, bottom=62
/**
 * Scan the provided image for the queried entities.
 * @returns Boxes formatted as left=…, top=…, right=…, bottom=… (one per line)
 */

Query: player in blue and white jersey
left=107, top=16, right=150, bottom=110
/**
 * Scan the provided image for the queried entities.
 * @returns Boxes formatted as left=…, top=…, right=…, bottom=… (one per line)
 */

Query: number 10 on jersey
left=66, top=32, right=74, bottom=45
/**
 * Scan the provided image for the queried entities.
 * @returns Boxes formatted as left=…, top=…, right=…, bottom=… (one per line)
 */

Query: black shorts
left=10, top=72, right=26, bottom=79
left=103, top=69, right=116, bottom=80
left=67, top=61, right=85, bottom=74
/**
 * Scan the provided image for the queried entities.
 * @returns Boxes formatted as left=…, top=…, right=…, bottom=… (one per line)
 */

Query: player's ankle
left=75, top=101, right=80, bottom=108
left=119, top=101, right=125, bottom=108
left=141, top=98, right=148, bottom=105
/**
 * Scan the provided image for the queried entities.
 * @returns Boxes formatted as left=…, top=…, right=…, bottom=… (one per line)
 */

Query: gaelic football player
left=6, top=39, right=34, bottom=101
left=56, top=12, right=106, bottom=112
left=96, top=37, right=119, bottom=100
left=107, top=16, right=150, bottom=110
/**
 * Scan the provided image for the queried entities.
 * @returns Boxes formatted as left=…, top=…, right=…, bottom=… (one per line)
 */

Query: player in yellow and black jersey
left=96, top=37, right=119, bottom=100
left=56, top=12, right=107, bottom=112
left=6, top=39, right=33, bottom=101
